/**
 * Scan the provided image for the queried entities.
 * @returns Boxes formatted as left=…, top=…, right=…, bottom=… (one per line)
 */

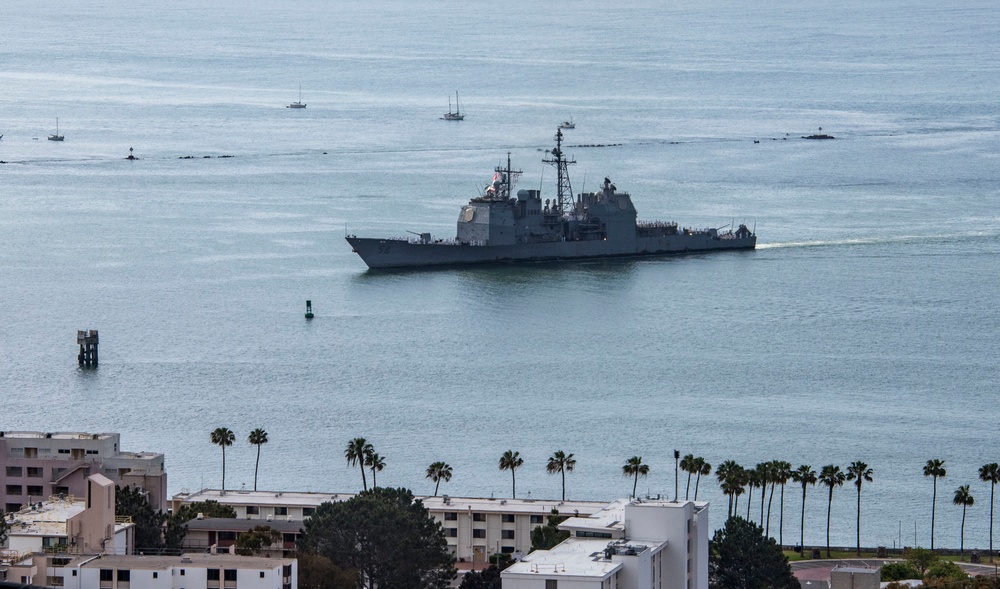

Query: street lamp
left=674, top=450, right=680, bottom=502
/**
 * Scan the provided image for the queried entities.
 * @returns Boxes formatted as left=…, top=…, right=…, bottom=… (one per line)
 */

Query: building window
left=530, top=515, right=544, bottom=524
left=445, top=528, right=458, bottom=537
left=303, top=507, right=315, bottom=517
left=99, top=570, right=113, bottom=582
left=246, top=506, right=260, bottom=515
left=24, top=448, right=38, bottom=458
left=5, top=466, right=22, bottom=477
left=501, top=546, right=515, bottom=554
left=208, top=569, right=220, bottom=581
left=58, top=449, right=71, bottom=454
left=472, top=529, right=486, bottom=538
left=27, top=485, right=44, bottom=496
left=27, top=467, right=43, bottom=478
left=501, top=513, right=515, bottom=523
left=546, top=580, right=558, bottom=589
left=283, top=565, right=292, bottom=576
left=54, top=486, right=70, bottom=496
left=283, top=533, right=296, bottom=543
left=472, top=513, right=486, bottom=522
left=275, top=506, right=288, bottom=516
left=87, top=449, right=99, bottom=455
left=116, top=570, right=130, bottom=582
left=219, top=531, right=237, bottom=541
left=576, top=531, right=613, bottom=539
left=46, top=576, right=64, bottom=587
left=260, top=572, right=266, bottom=578
left=444, top=512, right=458, bottom=521
left=224, top=569, right=237, bottom=581
left=501, top=530, right=515, bottom=540
left=6, top=485, right=22, bottom=496
left=53, top=468, right=67, bottom=479
left=153, top=572, right=158, bottom=579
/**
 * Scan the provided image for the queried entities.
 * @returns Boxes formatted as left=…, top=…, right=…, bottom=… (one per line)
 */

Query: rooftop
left=173, top=489, right=355, bottom=507
left=0, top=431, right=116, bottom=441
left=81, top=553, right=295, bottom=571
left=503, top=538, right=622, bottom=579
left=7, top=499, right=86, bottom=537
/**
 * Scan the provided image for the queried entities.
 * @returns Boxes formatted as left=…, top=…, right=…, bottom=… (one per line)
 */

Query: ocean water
left=2, top=0, right=1000, bottom=552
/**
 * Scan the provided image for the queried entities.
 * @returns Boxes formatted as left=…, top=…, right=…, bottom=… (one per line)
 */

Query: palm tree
left=923, top=459, right=947, bottom=549
left=746, top=465, right=762, bottom=520
left=248, top=428, right=268, bottom=491
left=345, top=437, right=373, bottom=491
left=623, top=456, right=650, bottom=499
left=716, top=460, right=741, bottom=516
left=499, top=450, right=524, bottom=498
left=681, top=454, right=696, bottom=500
left=426, top=461, right=453, bottom=496
left=765, top=462, right=779, bottom=536
left=846, top=461, right=873, bottom=556
left=980, top=463, right=1000, bottom=560
left=953, top=485, right=974, bottom=557
left=546, top=451, right=576, bottom=501
left=732, top=469, right=748, bottom=515
left=773, top=461, right=793, bottom=547
left=210, top=427, right=235, bottom=491
left=819, top=464, right=846, bottom=557
left=792, top=465, right=817, bottom=554
left=366, top=451, right=385, bottom=488
left=694, top=458, right=712, bottom=501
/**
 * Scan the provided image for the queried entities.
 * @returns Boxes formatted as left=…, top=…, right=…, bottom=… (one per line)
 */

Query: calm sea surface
left=2, top=0, right=999, bottom=551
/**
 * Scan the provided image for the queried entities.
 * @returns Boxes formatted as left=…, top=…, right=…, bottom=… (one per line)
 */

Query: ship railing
left=637, top=220, right=678, bottom=228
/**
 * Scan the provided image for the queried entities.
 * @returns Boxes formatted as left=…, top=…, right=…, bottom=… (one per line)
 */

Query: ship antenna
left=542, top=128, right=575, bottom=215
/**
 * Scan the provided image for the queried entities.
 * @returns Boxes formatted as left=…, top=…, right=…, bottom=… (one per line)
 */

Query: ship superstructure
left=346, top=129, right=755, bottom=269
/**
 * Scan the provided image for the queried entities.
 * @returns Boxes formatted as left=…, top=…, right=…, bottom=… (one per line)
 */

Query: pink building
left=1, top=431, right=167, bottom=512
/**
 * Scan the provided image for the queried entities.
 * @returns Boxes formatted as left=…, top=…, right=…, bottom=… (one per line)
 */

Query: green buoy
left=305, top=300, right=314, bottom=319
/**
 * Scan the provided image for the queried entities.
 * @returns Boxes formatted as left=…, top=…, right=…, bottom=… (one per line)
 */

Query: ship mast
left=542, top=128, right=575, bottom=214
left=495, top=152, right=522, bottom=200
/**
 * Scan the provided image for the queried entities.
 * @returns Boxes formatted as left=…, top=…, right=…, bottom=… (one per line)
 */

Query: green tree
left=773, top=461, right=793, bottom=546
left=458, top=564, right=503, bottom=589
left=716, top=460, right=741, bottom=516
left=546, top=451, right=576, bottom=501
left=210, top=427, right=235, bottom=491
left=0, top=510, right=8, bottom=546
left=235, top=525, right=281, bottom=555
left=531, top=510, right=570, bottom=551
left=366, top=451, right=386, bottom=488
left=953, top=484, right=974, bottom=556
left=846, top=460, right=873, bottom=556
left=296, top=553, right=357, bottom=589
left=164, top=500, right=237, bottom=548
left=764, top=462, right=778, bottom=536
left=906, top=547, right=938, bottom=575
left=925, top=560, right=967, bottom=582
left=818, top=464, right=846, bottom=557
left=681, top=454, right=696, bottom=500
left=623, top=456, right=650, bottom=499
left=979, top=463, right=1000, bottom=557
left=709, top=516, right=800, bottom=589
left=248, top=428, right=268, bottom=492
left=923, top=459, right=947, bottom=550
left=499, top=450, right=524, bottom=498
left=695, top=458, right=712, bottom=501
left=426, top=462, right=453, bottom=497
left=747, top=463, right=764, bottom=522
left=880, top=562, right=922, bottom=582
left=345, top=437, right=373, bottom=491
left=298, top=487, right=455, bottom=589
left=115, top=485, right=167, bottom=550
left=791, top=465, right=817, bottom=553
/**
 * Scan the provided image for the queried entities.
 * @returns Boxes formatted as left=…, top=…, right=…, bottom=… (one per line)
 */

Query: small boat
left=442, top=91, right=464, bottom=121
left=559, top=119, right=575, bottom=130
left=287, top=86, right=306, bottom=109
left=48, top=118, right=64, bottom=141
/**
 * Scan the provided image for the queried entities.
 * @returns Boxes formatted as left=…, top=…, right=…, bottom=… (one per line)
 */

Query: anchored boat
left=346, top=129, right=756, bottom=269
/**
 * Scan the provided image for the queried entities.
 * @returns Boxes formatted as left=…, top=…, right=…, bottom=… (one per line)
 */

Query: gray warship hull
left=347, top=232, right=756, bottom=269
left=347, top=129, right=757, bottom=270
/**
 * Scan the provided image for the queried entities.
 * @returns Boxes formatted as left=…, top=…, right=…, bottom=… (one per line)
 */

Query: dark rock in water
left=803, top=134, right=835, bottom=140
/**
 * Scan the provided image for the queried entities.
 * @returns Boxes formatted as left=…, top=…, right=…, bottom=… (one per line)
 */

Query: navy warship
left=346, top=129, right=756, bottom=269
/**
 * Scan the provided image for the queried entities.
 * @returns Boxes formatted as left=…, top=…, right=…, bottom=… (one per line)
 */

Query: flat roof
left=81, top=553, right=295, bottom=571
left=832, top=566, right=881, bottom=574
left=173, top=489, right=354, bottom=507
left=503, top=538, right=622, bottom=579
left=8, top=500, right=86, bottom=536
left=0, top=431, right=117, bottom=441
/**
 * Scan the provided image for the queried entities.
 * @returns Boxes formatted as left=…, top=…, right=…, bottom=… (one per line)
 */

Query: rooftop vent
left=196, top=513, right=204, bottom=520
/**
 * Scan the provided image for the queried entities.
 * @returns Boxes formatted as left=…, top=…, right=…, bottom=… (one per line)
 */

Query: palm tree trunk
left=434, top=479, right=441, bottom=496
left=779, top=484, right=786, bottom=547
left=360, top=463, right=368, bottom=491
left=254, top=445, right=261, bottom=491
left=746, top=486, right=753, bottom=519
left=632, top=473, right=638, bottom=499
left=685, top=471, right=692, bottom=500
left=727, top=493, right=733, bottom=518
left=856, top=486, right=862, bottom=557
left=734, top=492, right=740, bottom=515
left=695, top=473, right=702, bottom=500
left=826, top=487, right=833, bottom=558
left=767, top=484, right=775, bottom=537
left=561, top=469, right=566, bottom=501
left=221, top=445, right=226, bottom=491
left=991, top=482, right=996, bottom=558
left=931, top=478, right=937, bottom=549
left=961, top=505, right=966, bottom=555
left=760, top=485, right=765, bottom=525
left=371, top=467, right=377, bottom=488
left=799, top=486, right=806, bottom=554
left=512, top=469, right=517, bottom=499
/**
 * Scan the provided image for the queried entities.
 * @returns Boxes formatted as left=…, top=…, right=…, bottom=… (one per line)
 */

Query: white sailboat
left=48, top=118, right=64, bottom=141
left=442, top=91, right=464, bottom=120
left=287, top=86, right=306, bottom=109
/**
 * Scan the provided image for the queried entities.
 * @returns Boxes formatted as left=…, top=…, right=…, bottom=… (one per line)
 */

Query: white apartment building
left=1, top=431, right=168, bottom=511
left=171, top=489, right=607, bottom=563
left=502, top=498, right=710, bottom=589
left=3, top=552, right=296, bottom=589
